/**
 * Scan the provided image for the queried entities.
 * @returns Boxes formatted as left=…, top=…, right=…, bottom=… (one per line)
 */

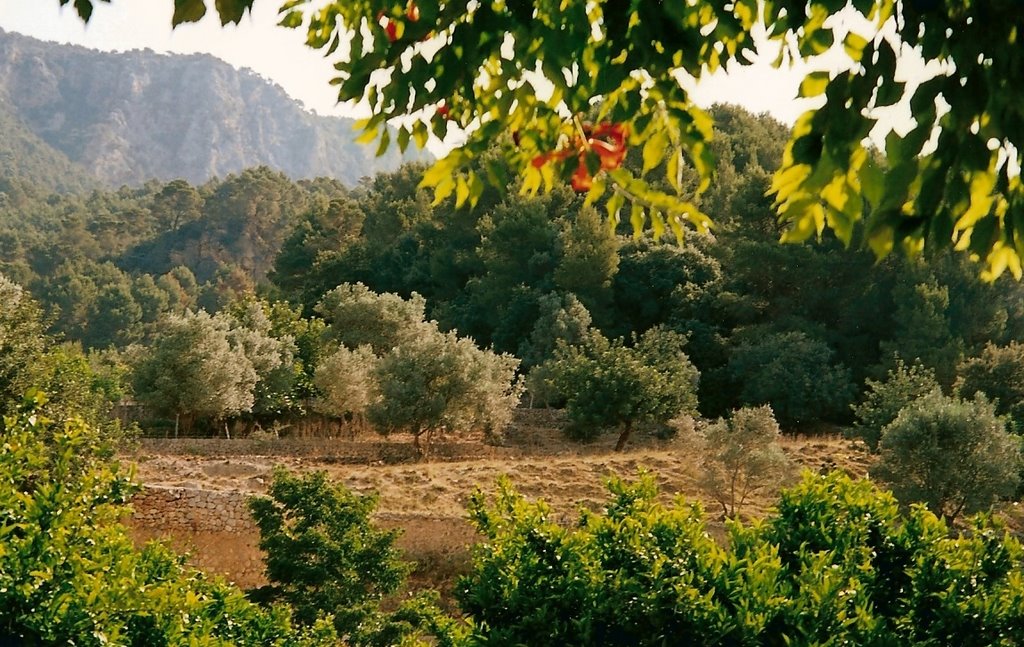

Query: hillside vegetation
left=4, top=97, right=1024, bottom=644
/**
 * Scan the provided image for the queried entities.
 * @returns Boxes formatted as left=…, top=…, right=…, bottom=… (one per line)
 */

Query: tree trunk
left=412, top=427, right=423, bottom=457
left=614, top=420, right=633, bottom=451
left=174, top=413, right=179, bottom=439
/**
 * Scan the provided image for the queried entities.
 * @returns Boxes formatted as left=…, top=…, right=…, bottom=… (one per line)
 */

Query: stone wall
left=132, top=485, right=256, bottom=534
left=129, top=485, right=266, bottom=587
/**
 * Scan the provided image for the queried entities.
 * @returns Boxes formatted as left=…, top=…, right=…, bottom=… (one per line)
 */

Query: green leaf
left=874, top=79, right=905, bottom=108
left=468, top=172, right=485, bottom=208
left=412, top=121, right=429, bottom=149
left=642, top=129, right=669, bottom=175
left=433, top=174, right=456, bottom=206
left=72, top=0, right=95, bottom=22
left=860, top=158, right=885, bottom=207
left=455, top=175, right=470, bottom=208
left=214, top=0, right=254, bottom=25
left=278, top=10, right=303, bottom=28
left=607, top=190, right=625, bottom=228
left=650, top=209, right=666, bottom=241
left=585, top=175, right=607, bottom=207
left=356, top=125, right=380, bottom=145
left=630, top=204, right=646, bottom=239
left=798, top=72, right=831, bottom=98
left=172, top=0, right=207, bottom=25
left=375, top=127, right=391, bottom=157
left=843, top=32, right=869, bottom=59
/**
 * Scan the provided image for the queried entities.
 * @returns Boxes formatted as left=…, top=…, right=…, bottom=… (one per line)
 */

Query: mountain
left=0, top=28, right=417, bottom=190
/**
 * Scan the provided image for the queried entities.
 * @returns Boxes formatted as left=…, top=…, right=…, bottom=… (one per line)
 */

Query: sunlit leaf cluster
left=61, top=0, right=1024, bottom=275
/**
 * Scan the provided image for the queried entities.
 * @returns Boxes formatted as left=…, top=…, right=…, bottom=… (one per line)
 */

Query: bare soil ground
left=123, top=411, right=875, bottom=596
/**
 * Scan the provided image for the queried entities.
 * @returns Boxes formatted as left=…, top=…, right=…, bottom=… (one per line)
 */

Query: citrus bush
left=248, top=468, right=464, bottom=646
left=0, top=392, right=337, bottom=646
left=458, top=471, right=1024, bottom=646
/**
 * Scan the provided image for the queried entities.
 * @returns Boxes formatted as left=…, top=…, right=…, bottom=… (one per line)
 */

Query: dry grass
left=125, top=411, right=875, bottom=596
left=129, top=414, right=871, bottom=520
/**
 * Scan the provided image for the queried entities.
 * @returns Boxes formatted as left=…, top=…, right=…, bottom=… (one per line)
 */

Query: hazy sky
left=2, top=1, right=919, bottom=151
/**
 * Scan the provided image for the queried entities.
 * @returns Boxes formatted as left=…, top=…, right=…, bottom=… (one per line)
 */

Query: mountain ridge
left=0, top=27, right=416, bottom=191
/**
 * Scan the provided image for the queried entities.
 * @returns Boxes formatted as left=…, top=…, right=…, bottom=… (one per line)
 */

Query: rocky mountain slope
left=0, top=28, right=415, bottom=190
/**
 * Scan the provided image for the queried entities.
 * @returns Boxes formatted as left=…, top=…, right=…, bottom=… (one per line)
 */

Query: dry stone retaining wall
left=132, top=485, right=257, bottom=534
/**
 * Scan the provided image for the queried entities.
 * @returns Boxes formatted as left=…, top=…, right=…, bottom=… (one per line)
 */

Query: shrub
left=955, top=341, right=1024, bottom=432
left=248, top=468, right=459, bottom=646
left=852, top=359, right=941, bottom=451
left=0, top=392, right=337, bottom=646
left=458, top=471, right=1024, bottom=646
left=699, top=405, right=792, bottom=517
left=726, top=329, right=855, bottom=427
left=871, top=391, right=1021, bottom=522
left=546, top=328, right=699, bottom=450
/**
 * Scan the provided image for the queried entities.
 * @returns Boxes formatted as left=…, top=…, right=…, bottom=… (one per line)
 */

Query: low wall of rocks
left=132, top=485, right=256, bottom=533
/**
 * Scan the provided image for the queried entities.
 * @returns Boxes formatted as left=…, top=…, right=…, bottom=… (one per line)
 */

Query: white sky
left=0, top=1, right=918, bottom=150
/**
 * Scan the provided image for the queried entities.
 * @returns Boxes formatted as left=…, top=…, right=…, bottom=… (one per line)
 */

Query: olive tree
left=317, top=282, right=428, bottom=355
left=132, top=310, right=256, bottom=436
left=699, top=405, right=792, bottom=518
left=313, top=344, right=378, bottom=426
left=226, top=298, right=300, bottom=417
left=0, top=274, right=47, bottom=409
left=955, top=342, right=1024, bottom=433
left=852, top=359, right=941, bottom=451
left=368, top=328, right=522, bottom=453
left=871, top=391, right=1021, bottom=523
left=546, top=328, right=699, bottom=451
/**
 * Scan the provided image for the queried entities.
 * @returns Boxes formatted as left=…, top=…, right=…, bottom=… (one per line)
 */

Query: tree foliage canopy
left=63, top=0, right=1024, bottom=278
left=871, top=391, right=1022, bottom=522
left=459, top=470, right=1024, bottom=646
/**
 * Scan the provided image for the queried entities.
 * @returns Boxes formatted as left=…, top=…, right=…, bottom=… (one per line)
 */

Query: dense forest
left=3, top=105, right=1024, bottom=443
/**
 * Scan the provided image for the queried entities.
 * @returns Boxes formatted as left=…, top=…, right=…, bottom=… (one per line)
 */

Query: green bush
left=546, top=327, right=699, bottom=450
left=0, top=392, right=337, bottom=646
left=458, top=471, right=1024, bottom=646
left=871, top=391, right=1021, bottom=522
left=248, top=468, right=460, bottom=646
left=956, top=341, right=1024, bottom=432
left=852, top=359, right=941, bottom=451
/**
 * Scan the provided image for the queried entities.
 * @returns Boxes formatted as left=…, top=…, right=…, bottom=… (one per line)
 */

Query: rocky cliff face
left=0, top=28, right=415, bottom=189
